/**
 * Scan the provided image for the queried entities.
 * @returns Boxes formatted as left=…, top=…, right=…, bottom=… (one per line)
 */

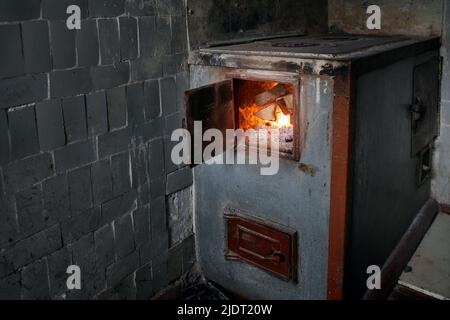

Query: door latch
left=410, top=97, right=426, bottom=132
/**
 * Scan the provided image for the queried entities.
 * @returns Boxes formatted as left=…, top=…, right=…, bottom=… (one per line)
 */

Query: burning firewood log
left=276, top=94, right=294, bottom=115
left=254, top=83, right=290, bottom=107
left=255, top=103, right=277, bottom=121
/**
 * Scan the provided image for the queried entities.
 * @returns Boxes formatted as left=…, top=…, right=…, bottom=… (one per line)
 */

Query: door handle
left=411, top=97, right=425, bottom=131
left=265, top=251, right=286, bottom=264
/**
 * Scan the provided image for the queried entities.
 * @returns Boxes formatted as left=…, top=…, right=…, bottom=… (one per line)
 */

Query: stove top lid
left=199, top=34, right=433, bottom=59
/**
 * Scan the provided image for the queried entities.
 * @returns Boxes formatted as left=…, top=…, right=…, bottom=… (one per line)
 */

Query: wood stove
left=185, top=35, right=441, bottom=300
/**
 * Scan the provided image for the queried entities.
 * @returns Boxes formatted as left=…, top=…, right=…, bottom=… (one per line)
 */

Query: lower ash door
left=225, top=209, right=298, bottom=282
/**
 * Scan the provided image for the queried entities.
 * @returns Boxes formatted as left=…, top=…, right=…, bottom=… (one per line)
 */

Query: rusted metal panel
left=327, top=66, right=354, bottom=300
left=225, top=209, right=298, bottom=282
left=440, top=204, right=450, bottom=215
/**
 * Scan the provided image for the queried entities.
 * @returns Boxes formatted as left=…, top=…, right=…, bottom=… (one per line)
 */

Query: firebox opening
left=234, top=79, right=296, bottom=159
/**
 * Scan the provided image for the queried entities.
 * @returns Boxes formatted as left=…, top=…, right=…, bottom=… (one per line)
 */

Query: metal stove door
left=184, top=80, right=235, bottom=164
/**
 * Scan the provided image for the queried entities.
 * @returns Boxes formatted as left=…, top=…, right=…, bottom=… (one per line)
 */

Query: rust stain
left=327, top=64, right=354, bottom=300
left=298, top=163, right=319, bottom=177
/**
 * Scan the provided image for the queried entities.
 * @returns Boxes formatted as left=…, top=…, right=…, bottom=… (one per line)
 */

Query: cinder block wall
left=0, top=0, right=195, bottom=299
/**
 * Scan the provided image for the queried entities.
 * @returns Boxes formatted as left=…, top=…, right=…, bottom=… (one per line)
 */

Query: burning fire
left=239, top=82, right=292, bottom=130
left=239, top=103, right=291, bottom=129
left=273, top=107, right=291, bottom=128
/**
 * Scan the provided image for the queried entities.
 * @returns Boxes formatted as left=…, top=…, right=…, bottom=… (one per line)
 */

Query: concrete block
left=98, top=19, right=120, bottom=65
left=171, top=16, right=187, bottom=54
left=15, top=185, right=45, bottom=238
left=133, top=118, right=163, bottom=145
left=130, top=145, right=149, bottom=188
left=0, top=110, right=10, bottom=165
left=138, top=16, right=156, bottom=58
left=76, top=19, right=99, bottom=67
left=68, top=166, right=93, bottom=215
left=137, top=182, right=150, bottom=207
left=111, top=152, right=131, bottom=197
left=164, top=137, right=181, bottom=174
left=175, top=71, right=189, bottom=113
left=131, top=56, right=163, bottom=81
left=164, top=111, right=183, bottom=137
left=8, top=105, right=40, bottom=160
left=98, top=127, right=131, bottom=159
left=50, top=68, right=92, bottom=98
left=150, top=196, right=167, bottom=246
left=54, top=140, right=96, bottom=172
left=0, top=272, right=21, bottom=300
left=91, top=159, right=113, bottom=205
left=62, top=95, right=87, bottom=143
left=106, top=251, right=139, bottom=288
left=0, top=251, right=14, bottom=278
left=107, top=86, right=127, bottom=130
left=151, top=253, right=168, bottom=294
left=133, top=206, right=150, bottom=248
left=125, top=0, right=156, bottom=16
left=3, top=152, right=54, bottom=193
left=71, top=233, right=106, bottom=298
left=148, top=138, right=165, bottom=180
left=42, top=174, right=71, bottom=224
left=86, top=91, right=108, bottom=137
left=144, top=79, right=161, bottom=121
left=0, top=196, right=19, bottom=248
left=21, top=259, right=50, bottom=299
left=119, top=17, right=138, bottom=61
left=6, top=224, right=62, bottom=270
left=163, top=53, right=187, bottom=77
left=112, top=273, right=136, bottom=300
left=94, top=223, right=115, bottom=268
left=150, top=176, right=166, bottom=200
left=42, top=0, right=88, bottom=20
left=89, top=0, right=125, bottom=16
left=167, top=187, right=193, bottom=247
left=135, top=263, right=153, bottom=300
left=168, top=243, right=183, bottom=282
left=156, top=0, right=184, bottom=16
left=101, top=190, right=137, bottom=224
left=160, top=77, right=177, bottom=116
left=126, top=82, right=146, bottom=127
left=47, top=247, right=71, bottom=297
left=91, top=62, right=130, bottom=91
left=0, top=0, right=40, bottom=21
left=0, top=74, right=48, bottom=109
left=36, top=99, right=66, bottom=150
left=22, top=20, right=51, bottom=74
left=138, top=241, right=152, bottom=266
left=155, top=17, right=171, bottom=56
left=115, top=214, right=135, bottom=259
left=50, top=21, right=76, bottom=69
left=0, top=24, right=24, bottom=79
left=181, top=235, right=196, bottom=273
left=61, top=206, right=101, bottom=244
left=166, top=167, right=193, bottom=195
